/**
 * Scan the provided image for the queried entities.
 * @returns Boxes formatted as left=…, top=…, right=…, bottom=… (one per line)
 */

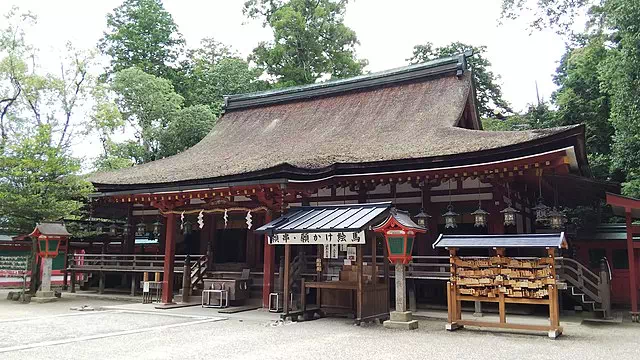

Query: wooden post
left=262, top=212, right=274, bottom=308
left=357, top=243, right=364, bottom=320
left=626, top=211, right=638, bottom=317
left=98, top=272, right=105, bottom=294
left=498, top=292, right=506, bottom=324
left=283, top=243, right=291, bottom=315
left=599, top=259, right=612, bottom=319
left=70, top=269, right=76, bottom=293
left=383, top=240, right=390, bottom=312
left=206, top=214, right=216, bottom=270
left=161, top=212, right=177, bottom=304
left=62, top=240, right=69, bottom=290
left=130, top=273, right=136, bottom=296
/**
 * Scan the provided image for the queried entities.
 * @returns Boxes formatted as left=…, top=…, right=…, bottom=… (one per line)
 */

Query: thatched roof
left=89, top=54, right=583, bottom=190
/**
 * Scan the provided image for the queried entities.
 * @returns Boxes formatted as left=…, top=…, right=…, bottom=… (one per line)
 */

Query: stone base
left=384, top=319, right=419, bottom=330
left=389, top=311, right=413, bottom=322
left=384, top=311, right=418, bottom=330
left=33, top=291, right=58, bottom=303
left=445, top=322, right=464, bottom=331
left=548, top=329, right=562, bottom=339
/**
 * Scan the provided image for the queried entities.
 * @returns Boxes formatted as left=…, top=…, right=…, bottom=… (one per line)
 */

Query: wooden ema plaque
left=446, top=248, right=562, bottom=339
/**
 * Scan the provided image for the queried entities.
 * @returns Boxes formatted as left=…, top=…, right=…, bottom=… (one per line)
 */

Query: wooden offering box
left=433, top=233, right=567, bottom=339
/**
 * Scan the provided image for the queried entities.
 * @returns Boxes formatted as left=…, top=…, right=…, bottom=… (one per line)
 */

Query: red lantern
left=373, top=208, right=426, bottom=264
left=29, top=222, right=70, bottom=258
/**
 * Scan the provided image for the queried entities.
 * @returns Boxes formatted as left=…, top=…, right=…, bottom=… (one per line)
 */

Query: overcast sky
left=1, top=0, right=570, bottom=166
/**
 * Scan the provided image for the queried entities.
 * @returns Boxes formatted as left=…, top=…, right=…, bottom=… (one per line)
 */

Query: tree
left=180, top=38, right=269, bottom=109
left=500, top=0, right=640, bottom=197
left=244, top=0, right=367, bottom=86
left=0, top=126, right=92, bottom=234
left=91, top=67, right=217, bottom=166
left=408, top=42, right=512, bottom=118
left=98, top=0, right=185, bottom=81
left=110, top=67, right=183, bottom=163
left=1, top=8, right=95, bottom=150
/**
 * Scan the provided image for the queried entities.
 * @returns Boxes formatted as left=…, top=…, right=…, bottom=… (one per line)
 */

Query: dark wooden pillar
left=125, top=205, right=135, bottom=254
left=283, top=243, right=291, bottom=315
left=206, top=214, right=216, bottom=270
left=262, top=212, right=274, bottom=308
left=162, top=212, right=177, bottom=304
left=626, top=211, right=638, bottom=315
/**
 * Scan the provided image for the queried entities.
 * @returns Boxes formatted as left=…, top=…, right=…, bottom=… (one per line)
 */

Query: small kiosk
left=257, top=202, right=391, bottom=324
left=433, top=233, right=567, bottom=338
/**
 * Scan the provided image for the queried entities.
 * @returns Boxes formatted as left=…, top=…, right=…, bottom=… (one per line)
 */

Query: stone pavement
left=1, top=291, right=639, bottom=360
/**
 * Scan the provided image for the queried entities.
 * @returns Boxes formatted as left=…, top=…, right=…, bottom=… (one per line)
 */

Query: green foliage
left=179, top=38, right=269, bottom=109
left=500, top=0, right=593, bottom=34
left=90, top=67, right=217, bottom=166
left=482, top=116, right=529, bottom=131
left=500, top=0, right=640, bottom=190
left=0, top=126, right=92, bottom=234
left=98, top=0, right=185, bottom=80
left=408, top=42, right=511, bottom=118
left=553, top=37, right=613, bottom=156
left=245, top=0, right=367, bottom=86
left=158, top=105, right=217, bottom=157
left=598, top=0, right=640, bottom=194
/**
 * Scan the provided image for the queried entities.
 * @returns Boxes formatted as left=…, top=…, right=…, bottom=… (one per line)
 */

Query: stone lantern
left=373, top=208, right=426, bottom=330
left=29, top=222, right=70, bottom=302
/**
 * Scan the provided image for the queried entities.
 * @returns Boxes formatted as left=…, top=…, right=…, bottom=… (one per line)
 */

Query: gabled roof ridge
left=224, top=52, right=471, bottom=110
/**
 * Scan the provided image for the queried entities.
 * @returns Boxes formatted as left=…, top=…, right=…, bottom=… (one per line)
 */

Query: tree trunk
left=29, top=237, right=41, bottom=295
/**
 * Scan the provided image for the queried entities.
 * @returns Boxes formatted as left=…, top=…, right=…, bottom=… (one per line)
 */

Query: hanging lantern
left=470, top=177, right=489, bottom=228
left=500, top=202, right=519, bottom=227
left=443, top=205, right=458, bottom=229
left=548, top=207, right=567, bottom=229
left=122, top=224, right=130, bottom=237
left=471, top=207, right=489, bottom=227
left=414, top=208, right=430, bottom=228
left=532, top=198, right=550, bottom=223
left=95, top=222, right=105, bottom=234
left=152, top=220, right=163, bottom=237
left=108, top=223, right=119, bottom=236
left=136, top=221, right=146, bottom=236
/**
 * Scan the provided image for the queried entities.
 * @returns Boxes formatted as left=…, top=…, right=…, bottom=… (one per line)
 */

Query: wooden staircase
left=556, top=257, right=612, bottom=318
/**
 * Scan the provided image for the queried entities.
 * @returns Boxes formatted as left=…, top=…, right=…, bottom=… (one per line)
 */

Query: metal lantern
left=532, top=198, right=550, bottom=223
left=414, top=208, right=430, bottom=228
left=108, top=223, right=119, bottom=236
left=373, top=208, right=426, bottom=264
left=95, top=222, right=105, bottom=234
left=548, top=207, right=567, bottom=229
left=443, top=205, right=458, bottom=229
left=500, top=203, right=519, bottom=227
left=471, top=207, right=489, bottom=228
left=136, top=221, right=146, bottom=236
left=152, top=220, right=163, bottom=237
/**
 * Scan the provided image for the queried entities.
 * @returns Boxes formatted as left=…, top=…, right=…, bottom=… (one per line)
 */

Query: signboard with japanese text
left=268, top=230, right=365, bottom=245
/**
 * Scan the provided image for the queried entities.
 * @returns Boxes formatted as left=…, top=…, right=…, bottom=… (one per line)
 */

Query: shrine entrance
left=214, top=229, right=247, bottom=264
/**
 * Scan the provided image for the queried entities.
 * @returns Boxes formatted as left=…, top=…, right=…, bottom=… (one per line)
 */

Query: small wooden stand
left=446, top=247, right=562, bottom=339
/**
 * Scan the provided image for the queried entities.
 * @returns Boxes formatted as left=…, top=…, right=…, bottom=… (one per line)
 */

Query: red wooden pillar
left=626, top=211, right=638, bottom=315
left=162, top=212, right=177, bottom=304
left=262, top=211, right=274, bottom=308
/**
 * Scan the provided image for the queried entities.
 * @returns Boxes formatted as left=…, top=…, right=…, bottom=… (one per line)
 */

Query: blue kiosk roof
left=256, top=202, right=392, bottom=234
left=432, top=233, right=567, bottom=249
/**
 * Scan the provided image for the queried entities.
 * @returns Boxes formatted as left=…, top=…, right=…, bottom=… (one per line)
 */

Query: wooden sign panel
left=268, top=231, right=365, bottom=245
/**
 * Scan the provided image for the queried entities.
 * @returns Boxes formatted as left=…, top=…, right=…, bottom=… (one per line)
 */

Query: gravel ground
left=1, top=294, right=639, bottom=360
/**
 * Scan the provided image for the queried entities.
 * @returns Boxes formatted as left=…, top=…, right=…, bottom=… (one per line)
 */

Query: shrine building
left=81, top=53, right=631, bottom=315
